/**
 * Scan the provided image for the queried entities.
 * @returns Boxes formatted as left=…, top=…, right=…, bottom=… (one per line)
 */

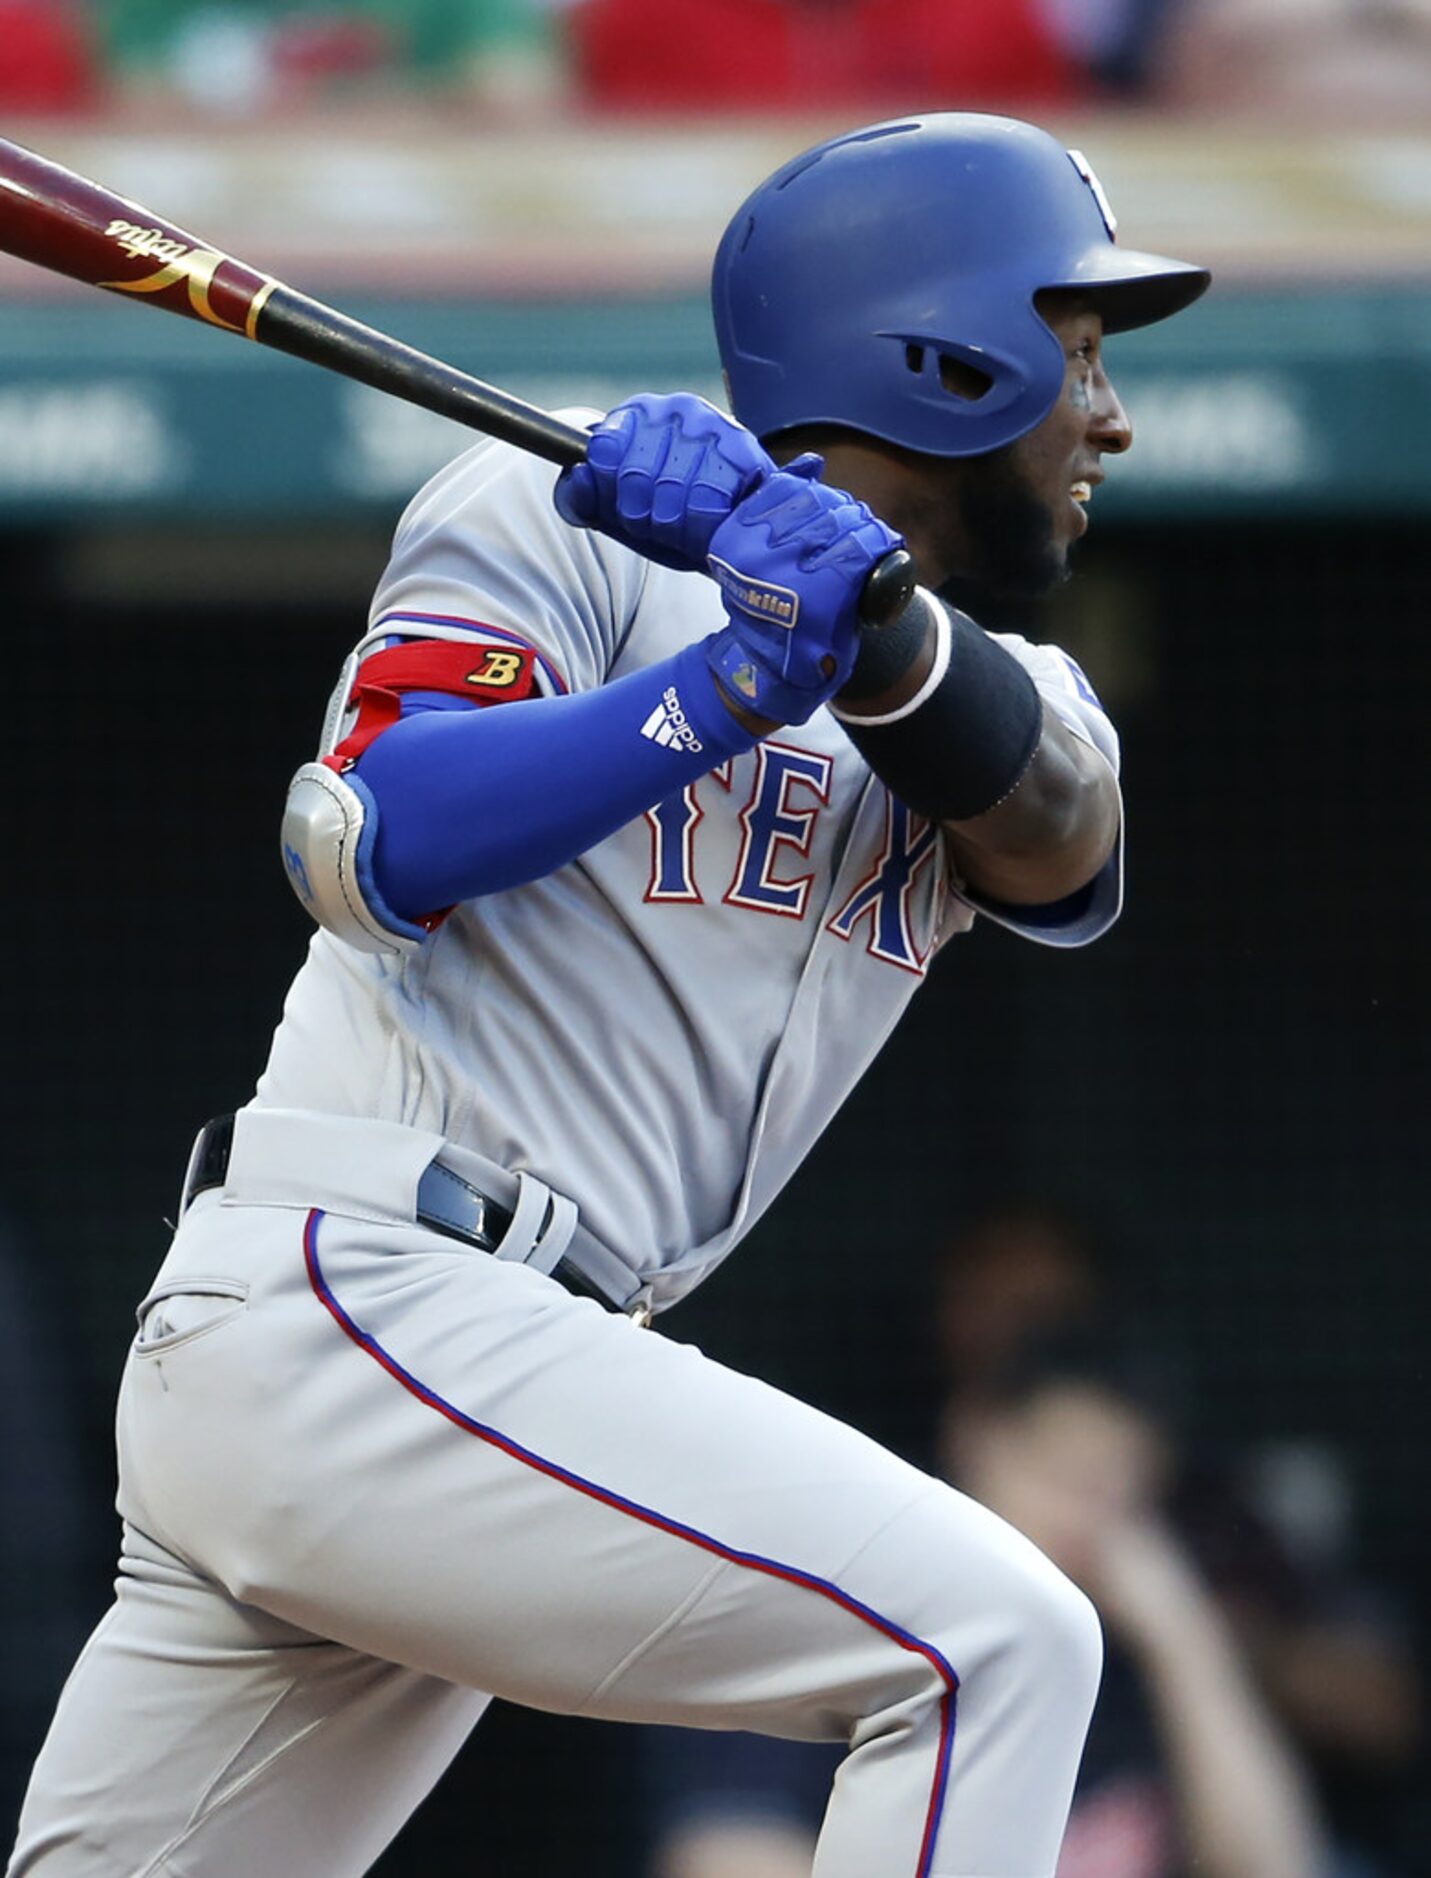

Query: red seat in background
left=0, top=1, right=99, bottom=113
left=568, top=0, right=1083, bottom=113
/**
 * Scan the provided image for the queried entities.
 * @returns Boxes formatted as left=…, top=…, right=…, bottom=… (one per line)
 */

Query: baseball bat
left=0, top=138, right=915, bottom=628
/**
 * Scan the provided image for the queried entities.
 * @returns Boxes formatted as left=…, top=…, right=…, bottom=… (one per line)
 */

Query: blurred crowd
left=3, top=0, right=1431, bottom=119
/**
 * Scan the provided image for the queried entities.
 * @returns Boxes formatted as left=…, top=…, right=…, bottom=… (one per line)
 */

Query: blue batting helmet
left=713, top=114, right=1210, bottom=458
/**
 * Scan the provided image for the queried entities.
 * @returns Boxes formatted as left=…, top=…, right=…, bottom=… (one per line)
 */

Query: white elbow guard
left=280, top=761, right=426, bottom=957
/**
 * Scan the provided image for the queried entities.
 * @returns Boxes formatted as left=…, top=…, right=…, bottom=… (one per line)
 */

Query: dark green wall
left=3, top=285, right=1430, bottom=521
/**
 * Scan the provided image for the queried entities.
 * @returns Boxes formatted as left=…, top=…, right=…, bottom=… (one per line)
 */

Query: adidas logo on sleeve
left=640, top=686, right=704, bottom=755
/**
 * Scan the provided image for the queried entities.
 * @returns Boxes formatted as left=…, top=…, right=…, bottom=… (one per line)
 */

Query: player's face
left=1012, top=294, right=1132, bottom=564
left=934, top=295, right=1132, bottom=600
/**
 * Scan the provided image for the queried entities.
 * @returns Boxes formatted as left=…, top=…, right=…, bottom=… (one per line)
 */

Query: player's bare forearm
left=833, top=597, right=1119, bottom=906
left=942, top=705, right=1120, bottom=906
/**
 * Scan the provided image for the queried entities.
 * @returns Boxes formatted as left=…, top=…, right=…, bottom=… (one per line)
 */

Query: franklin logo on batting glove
left=707, top=555, right=799, bottom=628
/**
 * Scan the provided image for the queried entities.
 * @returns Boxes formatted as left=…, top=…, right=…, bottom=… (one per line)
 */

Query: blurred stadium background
left=2, top=2, right=1428, bottom=1873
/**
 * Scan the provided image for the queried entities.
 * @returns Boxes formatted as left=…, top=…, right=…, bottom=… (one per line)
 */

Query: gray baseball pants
left=9, top=1113, right=1101, bottom=1877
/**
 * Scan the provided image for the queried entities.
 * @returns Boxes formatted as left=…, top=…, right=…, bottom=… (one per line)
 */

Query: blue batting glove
left=554, top=392, right=775, bottom=572
left=703, top=467, right=904, bottom=725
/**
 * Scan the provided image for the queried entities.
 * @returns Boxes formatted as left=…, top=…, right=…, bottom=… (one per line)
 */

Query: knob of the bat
left=857, top=548, right=918, bottom=631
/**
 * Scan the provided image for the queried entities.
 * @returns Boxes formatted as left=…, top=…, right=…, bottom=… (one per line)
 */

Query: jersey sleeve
left=366, top=409, right=649, bottom=697
left=295, top=420, right=758, bottom=930
left=993, top=634, right=1121, bottom=776
left=944, top=633, right=1124, bottom=951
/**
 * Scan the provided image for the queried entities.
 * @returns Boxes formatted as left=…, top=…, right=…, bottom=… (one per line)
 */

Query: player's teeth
left=1070, top=481, right=1092, bottom=503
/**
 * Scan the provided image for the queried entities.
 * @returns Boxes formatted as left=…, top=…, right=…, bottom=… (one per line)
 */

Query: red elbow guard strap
left=327, top=638, right=540, bottom=770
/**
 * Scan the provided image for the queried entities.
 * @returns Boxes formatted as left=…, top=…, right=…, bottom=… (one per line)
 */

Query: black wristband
left=838, top=589, right=933, bottom=702
left=832, top=601, right=1043, bottom=822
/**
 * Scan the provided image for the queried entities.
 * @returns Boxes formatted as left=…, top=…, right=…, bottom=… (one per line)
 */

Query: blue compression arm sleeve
left=355, top=641, right=756, bottom=921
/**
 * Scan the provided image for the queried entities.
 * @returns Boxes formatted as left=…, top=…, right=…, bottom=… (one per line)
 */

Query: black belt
left=183, top=1115, right=620, bottom=1312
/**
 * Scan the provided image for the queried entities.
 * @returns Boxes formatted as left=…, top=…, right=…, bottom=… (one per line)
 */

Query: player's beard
left=945, top=449, right=1070, bottom=602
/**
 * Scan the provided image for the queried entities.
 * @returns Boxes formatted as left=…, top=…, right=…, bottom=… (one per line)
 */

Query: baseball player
left=10, top=115, right=1207, bottom=1878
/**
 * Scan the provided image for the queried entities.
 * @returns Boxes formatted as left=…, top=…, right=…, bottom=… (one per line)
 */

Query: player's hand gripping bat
left=0, top=137, right=915, bottom=628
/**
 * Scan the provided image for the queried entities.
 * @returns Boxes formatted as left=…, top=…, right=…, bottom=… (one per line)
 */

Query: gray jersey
left=256, top=429, right=1122, bottom=1311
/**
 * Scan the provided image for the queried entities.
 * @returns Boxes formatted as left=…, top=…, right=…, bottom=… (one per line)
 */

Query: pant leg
left=19, top=1195, right=1100, bottom=1877
left=9, top=1527, right=485, bottom=1878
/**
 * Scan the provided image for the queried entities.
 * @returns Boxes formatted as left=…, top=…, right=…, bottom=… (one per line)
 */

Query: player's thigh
left=120, top=1202, right=1070, bottom=1737
left=8, top=1526, right=485, bottom=1878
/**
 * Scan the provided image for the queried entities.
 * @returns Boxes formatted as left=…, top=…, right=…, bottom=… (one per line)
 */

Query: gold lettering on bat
left=105, top=220, right=191, bottom=265
left=99, top=219, right=275, bottom=335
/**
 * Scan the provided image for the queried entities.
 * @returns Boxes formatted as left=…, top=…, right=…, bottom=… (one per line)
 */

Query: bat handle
left=510, top=410, right=589, bottom=467
left=857, top=548, right=918, bottom=632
